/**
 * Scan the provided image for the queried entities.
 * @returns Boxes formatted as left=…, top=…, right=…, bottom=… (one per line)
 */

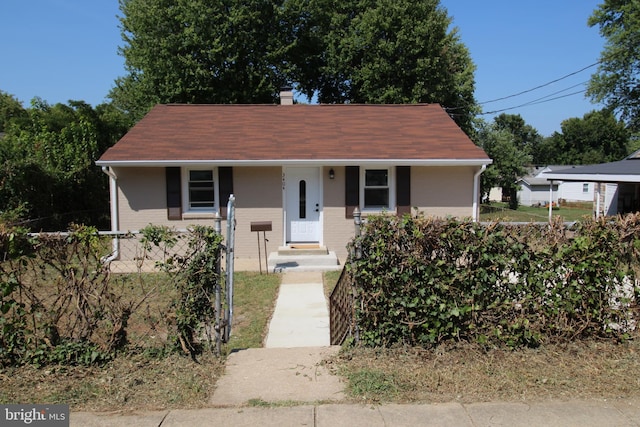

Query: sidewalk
left=71, top=399, right=640, bottom=426
left=70, top=270, right=640, bottom=426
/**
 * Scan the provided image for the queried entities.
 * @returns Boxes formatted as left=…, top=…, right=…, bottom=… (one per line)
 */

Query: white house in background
left=517, top=167, right=559, bottom=206
left=517, top=166, right=593, bottom=207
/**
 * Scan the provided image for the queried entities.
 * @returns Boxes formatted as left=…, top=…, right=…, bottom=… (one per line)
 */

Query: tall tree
left=111, top=0, right=478, bottom=132
left=536, top=109, right=629, bottom=165
left=0, top=99, right=129, bottom=230
left=111, top=0, right=294, bottom=120
left=311, top=0, right=477, bottom=133
left=587, top=0, right=640, bottom=131
left=0, top=91, right=28, bottom=132
left=474, top=120, right=531, bottom=208
left=493, top=113, right=543, bottom=157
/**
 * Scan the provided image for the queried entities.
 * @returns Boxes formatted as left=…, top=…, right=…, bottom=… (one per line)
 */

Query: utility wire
left=480, top=89, right=586, bottom=115
left=444, top=61, right=599, bottom=113
left=480, top=80, right=589, bottom=115
left=478, top=62, right=599, bottom=105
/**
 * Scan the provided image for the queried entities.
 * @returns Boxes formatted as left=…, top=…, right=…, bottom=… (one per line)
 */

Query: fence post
left=353, top=207, right=362, bottom=259
left=213, top=212, right=222, bottom=355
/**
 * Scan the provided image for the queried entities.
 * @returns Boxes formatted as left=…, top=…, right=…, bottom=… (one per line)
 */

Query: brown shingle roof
left=97, top=104, right=489, bottom=164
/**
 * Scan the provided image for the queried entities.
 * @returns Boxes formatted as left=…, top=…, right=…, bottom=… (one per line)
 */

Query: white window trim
left=360, top=166, right=395, bottom=213
left=181, top=167, right=220, bottom=218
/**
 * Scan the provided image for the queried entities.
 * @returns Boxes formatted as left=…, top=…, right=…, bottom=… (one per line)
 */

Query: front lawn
left=480, top=202, right=593, bottom=222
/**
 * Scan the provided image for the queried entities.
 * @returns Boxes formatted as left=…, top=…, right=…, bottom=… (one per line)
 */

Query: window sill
left=361, top=208, right=396, bottom=216
left=182, top=211, right=217, bottom=220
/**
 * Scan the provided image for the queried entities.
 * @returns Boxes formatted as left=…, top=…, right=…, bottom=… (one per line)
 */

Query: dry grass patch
left=332, top=340, right=640, bottom=404
left=0, top=271, right=281, bottom=411
left=0, top=352, right=224, bottom=412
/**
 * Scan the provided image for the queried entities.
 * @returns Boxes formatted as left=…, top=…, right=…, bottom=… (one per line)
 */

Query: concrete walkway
left=265, top=271, right=330, bottom=348
left=70, top=270, right=640, bottom=426
left=210, top=271, right=343, bottom=406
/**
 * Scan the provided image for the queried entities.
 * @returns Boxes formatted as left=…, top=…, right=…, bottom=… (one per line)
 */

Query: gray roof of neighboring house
left=518, top=166, right=567, bottom=186
left=541, top=152, right=640, bottom=183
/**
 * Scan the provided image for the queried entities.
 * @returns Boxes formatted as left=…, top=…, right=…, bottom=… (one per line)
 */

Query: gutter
left=95, top=158, right=493, bottom=168
left=101, top=166, right=120, bottom=262
left=472, top=164, right=487, bottom=221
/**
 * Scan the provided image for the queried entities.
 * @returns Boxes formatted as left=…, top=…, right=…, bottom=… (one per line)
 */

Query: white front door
left=285, top=167, right=321, bottom=243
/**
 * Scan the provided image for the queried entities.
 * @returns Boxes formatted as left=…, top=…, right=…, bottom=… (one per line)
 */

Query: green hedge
left=347, top=214, right=640, bottom=348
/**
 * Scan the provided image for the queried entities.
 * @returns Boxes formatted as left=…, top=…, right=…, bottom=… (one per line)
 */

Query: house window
left=363, top=168, right=390, bottom=209
left=583, top=183, right=589, bottom=193
left=187, top=169, right=215, bottom=210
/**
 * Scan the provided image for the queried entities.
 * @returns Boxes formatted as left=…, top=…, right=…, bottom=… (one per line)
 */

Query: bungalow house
left=96, top=90, right=492, bottom=268
left=517, top=167, right=560, bottom=207
left=542, top=150, right=640, bottom=217
left=517, top=166, right=593, bottom=207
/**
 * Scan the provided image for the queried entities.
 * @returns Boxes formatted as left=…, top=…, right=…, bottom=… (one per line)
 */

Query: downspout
left=472, top=165, right=486, bottom=221
left=548, top=180, right=554, bottom=223
left=101, top=166, right=119, bottom=262
left=596, top=182, right=602, bottom=218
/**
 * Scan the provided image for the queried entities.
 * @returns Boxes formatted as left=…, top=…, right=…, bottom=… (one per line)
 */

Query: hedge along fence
left=346, top=213, right=640, bottom=348
left=0, top=224, right=224, bottom=367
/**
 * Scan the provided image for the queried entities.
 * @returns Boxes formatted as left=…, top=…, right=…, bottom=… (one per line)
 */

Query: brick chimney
left=280, top=86, right=294, bottom=105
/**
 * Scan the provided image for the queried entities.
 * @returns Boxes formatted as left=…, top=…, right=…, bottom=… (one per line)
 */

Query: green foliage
left=0, top=99, right=129, bottom=230
left=112, top=0, right=478, bottom=131
left=474, top=120, right=531, bottom=204
left=347, top=214, right=640, bottom=349
left=0, top=91, right=28, bottom=132
left=113, top=0, right=292, bottom=119
left=346, top=368, right=404, bottom=401
left=140, top=224, right=224, bottom=356
left=314, top=0, right=477, bottom=133
left=587, top=0, right=640, bottom=131
left=537, top=109, right=631, bottom=164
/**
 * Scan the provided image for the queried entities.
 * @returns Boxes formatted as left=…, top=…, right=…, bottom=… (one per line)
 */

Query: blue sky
left=0, top=1, right=604, bottom=136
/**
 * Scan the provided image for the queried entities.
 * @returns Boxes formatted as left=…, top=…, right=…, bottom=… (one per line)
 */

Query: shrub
left=347, top=213, right=640, bottom=349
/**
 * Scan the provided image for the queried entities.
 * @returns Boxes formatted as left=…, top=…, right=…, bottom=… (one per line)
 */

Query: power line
left=443, top=62, right=599, bottom=113
left=478, top=62, right=599, bottom=105
left=480, top=80, right=589, bottom=115
left=480, top=89, right=586, bottom=115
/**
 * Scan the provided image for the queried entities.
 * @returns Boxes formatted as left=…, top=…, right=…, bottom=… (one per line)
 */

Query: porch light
left=329, top=168, right=335, bottom=179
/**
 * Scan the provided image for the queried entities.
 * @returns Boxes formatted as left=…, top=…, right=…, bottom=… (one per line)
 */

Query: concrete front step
left=267, top=251, right=341, bottom=272
left=277, top=245, right=329, bottom=256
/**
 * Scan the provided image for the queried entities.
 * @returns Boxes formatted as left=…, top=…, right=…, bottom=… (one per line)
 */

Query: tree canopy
left=0, top=96, right=129, bottom=230
left=587, top=0, right=640, bottom=131
left=535, top=109, right=630, bottom=165
left=111, top=0, right=478, bottom=132
left=474, top=118, right=532, bottom=207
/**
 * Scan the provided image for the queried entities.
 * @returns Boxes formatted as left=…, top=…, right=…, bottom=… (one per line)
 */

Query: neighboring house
left=542, top=151, right=640, bottom=217
left=517, top=166, right=592, bottom=207
left=517, top=167, right=560, bottom=207
left=96, top=90, right=492, bottom=266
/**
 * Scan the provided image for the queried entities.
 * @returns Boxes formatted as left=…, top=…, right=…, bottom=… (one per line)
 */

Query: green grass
left=480, top=202, right=593, bottom=222
left=323, top=270, right=342, bottom=299
left=226, top=271, right=281, bottom=350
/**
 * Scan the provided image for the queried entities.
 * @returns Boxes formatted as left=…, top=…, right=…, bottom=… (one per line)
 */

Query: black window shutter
left=166, top=167, right=182, bottom=220
left=396, top=166, right=411, bottom=216
left=345, top=166, right=359, bottom=218
left=218, top=167, right=233, bottom=219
